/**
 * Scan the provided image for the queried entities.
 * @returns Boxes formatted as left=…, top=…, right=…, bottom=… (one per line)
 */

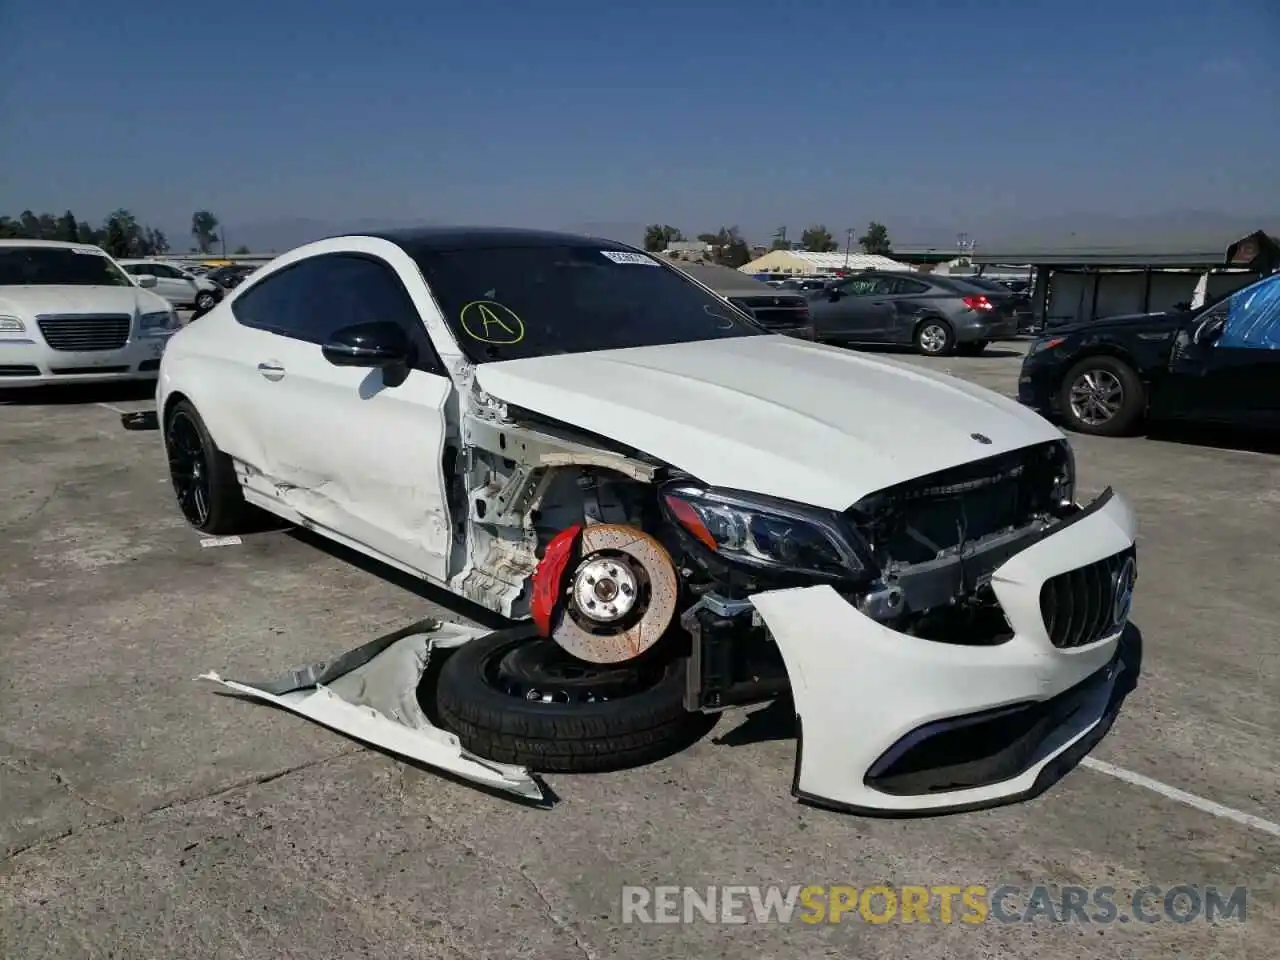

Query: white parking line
left=1083, top=757, right=1280, bottom=838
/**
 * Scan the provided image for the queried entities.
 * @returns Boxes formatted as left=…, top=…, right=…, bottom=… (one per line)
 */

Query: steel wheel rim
left=484, top=637, right=658, bottom=705
left=196, top=293, right=214, bottom=310
left=919, top=324, right=947, bottom=353
left=167, top=412, right=210, bottom=525
left=1068, top=369, right=1124, bottom=425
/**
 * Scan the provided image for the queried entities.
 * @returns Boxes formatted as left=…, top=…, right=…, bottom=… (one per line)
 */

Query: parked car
left=669, top=260, right=813, bottom=338
left=159, top=227, right=1138, bottom=814
left=118, top=259, right=223, bottom=312
left=207, top=264, right=257, bottom=289
left=1018, top=272, right=1280, bottom=435
left=805, top=271, right=1024, bottom=355
left=0, top=240, right=180, bottom=387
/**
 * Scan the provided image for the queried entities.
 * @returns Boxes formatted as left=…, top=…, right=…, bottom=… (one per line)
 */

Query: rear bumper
left=751, top=488, right=1138, bottom=815
left=956, top=315, right=1019, bottom=341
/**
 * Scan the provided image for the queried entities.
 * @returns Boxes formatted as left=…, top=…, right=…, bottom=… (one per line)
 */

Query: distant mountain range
left=213, top=210, right=1279, bottom=257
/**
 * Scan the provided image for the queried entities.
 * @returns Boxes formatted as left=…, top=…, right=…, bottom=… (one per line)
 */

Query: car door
left=229, top=253, right=454, bottom=581
left=153, top=263, right=196, bottom=305
left=809, top=276, right=890, bottom=341
left=1162, top=274, right=1280, bottom=426
left=880, top=276, right=932, bottom=343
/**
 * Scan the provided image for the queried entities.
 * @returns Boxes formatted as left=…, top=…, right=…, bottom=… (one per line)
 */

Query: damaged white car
left=159, top=228, right=1139, bottom=814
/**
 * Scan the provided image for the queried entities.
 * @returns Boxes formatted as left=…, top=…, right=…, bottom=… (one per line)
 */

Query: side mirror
left=1192, top=314, right=1225, bottom=347
left=827, top=287, right=842, bottom=302
left=135, top=274, right=158, bottom=288
left=322, top=321, right=413, bottom=370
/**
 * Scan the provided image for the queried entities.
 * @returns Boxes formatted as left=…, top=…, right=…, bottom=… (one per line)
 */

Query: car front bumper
left=751, top=487, right=1138, bottom=815
left=0, top=334, right=174, bottom=387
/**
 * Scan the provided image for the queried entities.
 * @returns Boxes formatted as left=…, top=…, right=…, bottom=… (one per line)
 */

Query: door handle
left=257, top=361, right=286, bottom=382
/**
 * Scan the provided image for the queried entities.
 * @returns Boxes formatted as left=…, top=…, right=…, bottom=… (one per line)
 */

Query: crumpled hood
left=474, top=335, right=1064, bottom=510
left=0, top=285, right=166, bottom=317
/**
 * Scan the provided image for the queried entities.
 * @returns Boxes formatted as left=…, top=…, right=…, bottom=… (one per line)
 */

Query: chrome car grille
left=1040, top=546, right=1136, bottom=649
left=36, top=314, right=132, bottom=352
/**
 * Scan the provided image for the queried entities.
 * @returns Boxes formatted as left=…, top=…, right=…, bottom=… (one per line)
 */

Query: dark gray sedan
left=807, top=271, right=1027, bottom=356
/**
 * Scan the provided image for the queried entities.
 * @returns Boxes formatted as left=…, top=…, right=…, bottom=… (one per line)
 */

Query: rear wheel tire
left=195, top=291, right=217, bottom=312
left=434, top=628, right=708, bottom=773
left=1057, top=356, right=1146, bottom=436
left=164, top=399, right=254, bottom=534
left=956, top=340, right=988, bottom=355
left=914, top=319, right=954, bottom=356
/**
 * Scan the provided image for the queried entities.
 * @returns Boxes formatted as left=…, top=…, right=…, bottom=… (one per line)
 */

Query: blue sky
left=3, top=0, right=1278, bottom=245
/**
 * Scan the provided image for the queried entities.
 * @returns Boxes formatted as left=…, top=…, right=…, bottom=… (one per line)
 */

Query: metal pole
left=844, top=229, right=853, bottom=269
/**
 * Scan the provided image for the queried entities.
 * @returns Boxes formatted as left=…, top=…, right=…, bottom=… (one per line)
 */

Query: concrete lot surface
left=2, top=342, right=1277, bottom=959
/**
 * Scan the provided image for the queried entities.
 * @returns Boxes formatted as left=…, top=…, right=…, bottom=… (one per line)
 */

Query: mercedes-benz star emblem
left=1111, top=556, right=1137, bottom=627
left=971, top=432, right=993, bottom=444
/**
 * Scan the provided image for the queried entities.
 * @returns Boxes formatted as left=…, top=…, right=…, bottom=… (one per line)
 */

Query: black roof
left=355, top=226, right=633, bottom=252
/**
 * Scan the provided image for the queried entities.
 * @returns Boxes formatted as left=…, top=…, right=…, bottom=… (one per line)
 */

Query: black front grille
left=36, top=314, right=131, bottom=352
left=1040, top=547, right=1135, bottom=649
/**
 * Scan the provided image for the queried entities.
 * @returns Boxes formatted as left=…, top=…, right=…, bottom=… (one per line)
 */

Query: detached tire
left=435, top=628, right=705, bottom=773
left=1056, top=355, right=1146, bottom=436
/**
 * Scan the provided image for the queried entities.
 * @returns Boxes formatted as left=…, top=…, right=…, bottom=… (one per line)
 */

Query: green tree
left=144, top=227, right=170, bottom=255
left=191, top=210, right=220, bottom=254
left=100, top=209, right=140, bottom=257
left=642, top=224, right=684, bottom=252
left=858, top=221, right=892, bottom=255
left=697, top=226, right=750, bottom=268
left=770, top=227, right=790, bottom=251
left=19, top=211, right=42, bottom=238
left=800, top=225, right=837, bottom=252
left=56, top=210, right=79, bottom=241
left=0, top=216, right=20, bottom=238
left=233, top=244, right=251, bottom=255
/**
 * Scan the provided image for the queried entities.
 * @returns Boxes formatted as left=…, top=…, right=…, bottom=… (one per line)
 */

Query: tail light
left=962, top=295, right=994, bottom=311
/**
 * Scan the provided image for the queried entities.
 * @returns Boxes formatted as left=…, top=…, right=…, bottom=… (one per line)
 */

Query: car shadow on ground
left=1145, top=421, right=1280, bottom=456
left=286, top=526, right=514, bottom=630
left=0, top=381, right=156, bottom=406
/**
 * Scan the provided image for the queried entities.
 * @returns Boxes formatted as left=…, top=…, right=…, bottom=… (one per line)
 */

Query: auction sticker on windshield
left=600, top=251, right=659, bottom=266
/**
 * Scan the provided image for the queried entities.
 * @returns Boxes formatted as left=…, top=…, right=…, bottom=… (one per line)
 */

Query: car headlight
left=0, top=315, right=27, bottom=336
left=1027, top=335, right=1067, bottom=355
left=139, top=310, right=180, bottom=335
left=661, top=484, right=868, bottom=580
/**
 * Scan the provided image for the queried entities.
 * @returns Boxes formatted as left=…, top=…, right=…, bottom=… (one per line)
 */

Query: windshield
left=0, top=247, right=133, bottom=287
left=413, top=244, right=765, bottom=362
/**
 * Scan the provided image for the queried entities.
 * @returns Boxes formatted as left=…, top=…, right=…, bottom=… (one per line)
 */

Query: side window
left=845, top=277, right=879, bottom=296
left=145, top=264, right=171, bottom=278
left=121, top=263, right=140, bottom=275
left=890, top=278, right=930, bottom=296
left=232, top=254, right=444, bottom=372
left=1220, top=275, right=1280, bottom=350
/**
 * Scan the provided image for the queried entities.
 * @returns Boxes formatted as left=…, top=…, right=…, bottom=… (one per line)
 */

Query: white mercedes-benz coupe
left=0, top=240, right=180, bottom=387
left=160, top=227, right=1139, bottom=813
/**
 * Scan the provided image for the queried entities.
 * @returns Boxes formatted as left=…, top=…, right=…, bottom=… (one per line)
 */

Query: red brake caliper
left=530, top=524, right=583, bottom=637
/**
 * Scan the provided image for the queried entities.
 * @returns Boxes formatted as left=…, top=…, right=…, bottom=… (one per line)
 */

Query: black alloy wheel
left=167, top=408, right=212, bottom=526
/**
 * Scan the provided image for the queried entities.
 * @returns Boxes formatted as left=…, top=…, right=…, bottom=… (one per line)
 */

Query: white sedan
left=161, top=228, right=1139, bottom=813
left=0, top=240, right=181, bottom=387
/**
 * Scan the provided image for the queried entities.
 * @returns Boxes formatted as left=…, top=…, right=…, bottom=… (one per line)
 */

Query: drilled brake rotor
left=550, top=524, right=679, bottom=665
